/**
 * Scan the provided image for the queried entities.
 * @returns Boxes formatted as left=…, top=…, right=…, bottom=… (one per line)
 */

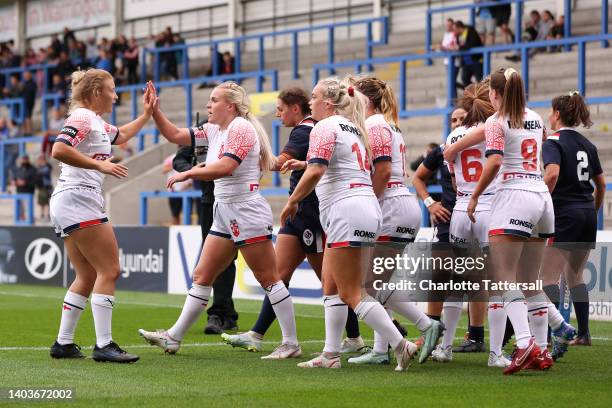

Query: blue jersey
left=543, top=128, right=602, bottom=209
left=422, top=144, right=456, bottom=212
left=282, top=117, right=318, bottom=204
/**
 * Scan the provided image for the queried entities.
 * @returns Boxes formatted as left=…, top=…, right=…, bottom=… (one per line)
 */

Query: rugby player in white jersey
left=281, top=77, right=418, bottom=370
left=139, top=82, right=299, bottom=358
left=50, top=69, right=153, bottom=363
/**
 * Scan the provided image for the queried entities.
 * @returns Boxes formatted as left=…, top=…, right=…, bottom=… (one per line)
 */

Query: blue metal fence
left=0, top=193, right=34, bottom=225
left=142, top=17, right=388, bottom=84
left=0, top=98, right=25, bottom=125
left=426, top=0, right=609, bottom=64
left=139, top=184, right=608, bottom=230
left=313, top=33, right=612, bottom=139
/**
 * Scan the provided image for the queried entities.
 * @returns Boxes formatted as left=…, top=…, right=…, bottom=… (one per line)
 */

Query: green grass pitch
left=1, top=284, right=611, bottom=407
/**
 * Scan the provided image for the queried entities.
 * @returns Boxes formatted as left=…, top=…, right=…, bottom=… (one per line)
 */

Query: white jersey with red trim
left=307, top=115, right=375, bottom=210
left=366, top=114, right=411, bottom=199
left=485, top=109, right=548, bottom=193
left=190, top=116, right=262, bottom=203
left=446, top=124, right=496, bottom=211
left=54, top=107, right=119, bottom=192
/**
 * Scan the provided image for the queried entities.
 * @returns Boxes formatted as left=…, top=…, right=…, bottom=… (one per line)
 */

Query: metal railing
left=313, top=33, right=612, bottom=138
left=139, top=184, right=608, bottom=230
left=426, top=0, right=609, bottom=64
left=0, top=98, right=25, bottom=125
left=0, top=193, right=34, bottom=225
left=0, top=63, right=57, bottom=94
left=427, top=0, right=523, bottom=65
left=0, top=136, right=40, bottom=192
left=142, top=17, right=388, bottom=84
left=139, top=188, right=287, bottom=225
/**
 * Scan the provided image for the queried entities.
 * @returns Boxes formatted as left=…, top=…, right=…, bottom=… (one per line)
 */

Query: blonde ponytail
left=317, top=76, right=372, bottom=160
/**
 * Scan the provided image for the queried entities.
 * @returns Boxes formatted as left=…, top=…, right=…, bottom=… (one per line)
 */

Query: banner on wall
left=0, top=4, right=17, bottom=42
left=66, top=226, right=169, bottom=292
left=25, top=0, right=112, bottom=38
left=0, top=226, right=168, bottom=293
left=123, top=0, right=227, bottom=21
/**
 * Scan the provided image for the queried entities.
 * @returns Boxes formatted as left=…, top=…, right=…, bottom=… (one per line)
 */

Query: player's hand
left=467, top=196, right=478, bottom=223
left=443, top=143, right=459, bottom=162
left=166, top=170, right=191, bottom=190
left=97, top=157, right=128, bottom=179
left=142, top=86, right=154, bottom=117
left=280, top=159, right=307, bottom=174
left=428, top=201, right=451, bottom=224
left=280, top=200, right=298, bottom=226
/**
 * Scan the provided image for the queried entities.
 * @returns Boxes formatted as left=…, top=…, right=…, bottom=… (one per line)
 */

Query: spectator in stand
left=22, top=48, right=38, bottom=66
left=86, top=37, right=99, bottom=66
left=13, top=155, right=38, bottom=221
left=548, top=15, right=565, bottom=52
left=0, top=117, right=20, bottom=180
left=50, top=73, right=67, bottom=105
left=62, top=27, right=76, bottom=51
left=452, top=21, right=483, bottom=89
left=475, top=0, right=496, bottom=45
left=173, top=33, right=186, bottom=77
left=198, top=47, right=224, bottom=88
left=95, top=48, right=113, bottom=73
left=506, top=9, right=555, bottom=61
left=42, top=106, right=64, bottom=158
left=222, top=51, right=235, bottom=75
left=438, top=18, right=460, bottom=86
left=491, top=0, right=514, bottom=43
left=22, top=70, right=37, bottom=135
left=67, top=38, right=83, bottom=67
left=49, top=34, right=62, bottom=59
left=55, top=50, right=75, bottom=83
left=124, top=38, right=140, bottom=85
left=35, top=154, right=53, bottom=222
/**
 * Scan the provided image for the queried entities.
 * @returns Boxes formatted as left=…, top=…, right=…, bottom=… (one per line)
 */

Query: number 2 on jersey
left=352, top=143, right=371, bottom=171
left=460, top=149, right=483, bottom=182
left=577, top=150, right=590, bottom=181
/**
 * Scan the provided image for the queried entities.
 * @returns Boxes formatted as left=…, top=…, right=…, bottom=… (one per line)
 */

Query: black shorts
left=493, top=5, right=511, bottom=26
left=553, top=206, right=597, bottom=250
left=435, top=221, right=450, bottom=243
left=169, top=197, right=182, bottom=218
left=278, top=200, right=323, bottom=254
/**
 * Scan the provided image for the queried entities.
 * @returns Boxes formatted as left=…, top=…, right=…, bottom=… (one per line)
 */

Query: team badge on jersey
left=230, top=219, right=240, bottom=237
left=303, top=229, right=314, bottom=246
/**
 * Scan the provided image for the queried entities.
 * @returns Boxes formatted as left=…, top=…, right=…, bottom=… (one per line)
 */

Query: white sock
left=355, top=296, right=403, bottom=349
left=547, top=302, right=565, bottom=331
left=527, top=293, right=549, bottom=350
left=57, top=291, right=88, bottom=345
left=91, top=293, right=115, bottom=348
left=488, top=296, right=506, bottom=356
left=386, top=291, right=432, bottom=332
left=503, top=290, right=531, bottom=349
left=372, top=308, right=393, bottom=354
left=167, top=284, right=211, bottom=341
left=323, top=295, right=347, bottom=354
left=266, top=281, right=298, bottom=345
left=441, top=300, right=462, bottom=349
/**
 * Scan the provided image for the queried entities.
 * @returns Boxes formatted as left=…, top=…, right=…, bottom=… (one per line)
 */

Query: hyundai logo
left=25, top=238, right=62, bottom=280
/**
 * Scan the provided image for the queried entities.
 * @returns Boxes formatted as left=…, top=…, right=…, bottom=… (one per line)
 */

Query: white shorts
left=50, top=187, right=108, bottom=238
left=476, top=17, right=496, bottom=34
left=450, top=209, right=491, bottom=247
left=378, top=195, right=421, bottom=245
left=209, top=195, right=273, bottom=246
left=320, top=195, right=382, bottom=248
left=489, top=189, right=555, bottom=239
